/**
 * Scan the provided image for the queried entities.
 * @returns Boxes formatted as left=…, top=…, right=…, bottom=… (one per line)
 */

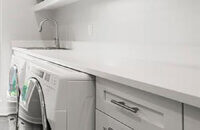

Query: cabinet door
left=184, top=104, right=200, bottom=130
left=96, top=110, right=134, bottom=130
left=96, top=77, right=182, bottom=130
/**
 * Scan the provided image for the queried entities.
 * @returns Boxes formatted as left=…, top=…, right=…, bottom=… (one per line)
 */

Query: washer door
left=20, top=78, right=49, bottom=130
left=9, top=65, right=21, bottom=130
left=9, top=65, right=19, bottom=97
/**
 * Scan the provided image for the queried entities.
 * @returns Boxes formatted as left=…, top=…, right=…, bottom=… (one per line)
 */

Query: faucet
left=38, top=18, right=60, bottom=48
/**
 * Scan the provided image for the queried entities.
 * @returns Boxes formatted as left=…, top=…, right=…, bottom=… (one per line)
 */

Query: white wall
left=52, top=0, right=200, bottom=66
left=0, top=0, right=53, bottom=114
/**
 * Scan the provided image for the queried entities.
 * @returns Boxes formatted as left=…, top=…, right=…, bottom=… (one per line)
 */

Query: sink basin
left=23, top=47, right=69, bottom=50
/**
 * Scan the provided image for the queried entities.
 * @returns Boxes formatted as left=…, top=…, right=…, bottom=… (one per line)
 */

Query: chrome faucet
left=38, top=18, right=60, bottom=48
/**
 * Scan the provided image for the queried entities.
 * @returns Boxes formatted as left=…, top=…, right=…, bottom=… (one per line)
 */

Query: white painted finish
left=12, top=47, right=200, bottom=109
left=96, top=110, right=133, bottom=130
left=34, top=0, right=80, bottom=12
left=184, top=104, right=200, bottom=130
left=96, top=78, right=182, bottom=130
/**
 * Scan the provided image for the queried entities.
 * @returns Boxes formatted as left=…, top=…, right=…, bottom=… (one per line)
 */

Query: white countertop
left=13, top=47, right=200, bottom=108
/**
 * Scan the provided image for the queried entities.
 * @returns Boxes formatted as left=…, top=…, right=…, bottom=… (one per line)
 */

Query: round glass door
left=9, top=65, right=18, bottom=97
left=20, top=78, right=49, bottom=130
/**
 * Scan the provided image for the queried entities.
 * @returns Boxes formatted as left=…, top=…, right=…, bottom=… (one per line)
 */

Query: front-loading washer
left=19, top=57, right=95, bottom=130
left=8, top=54, right=26, bottom=104
left=7, top=54, right=27, bottom=130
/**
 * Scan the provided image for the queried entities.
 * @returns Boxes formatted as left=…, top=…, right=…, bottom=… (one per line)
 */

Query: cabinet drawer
left=96, top=110, right=134, bottom=130
left=96, top=78, right=182, bottom=130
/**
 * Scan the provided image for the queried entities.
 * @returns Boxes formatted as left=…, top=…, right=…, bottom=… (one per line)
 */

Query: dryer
left=19, top=58, right=95, bottom=130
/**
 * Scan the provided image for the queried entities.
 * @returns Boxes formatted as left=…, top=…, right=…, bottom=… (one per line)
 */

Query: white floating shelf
left=34, top=0, right=79, bottom=12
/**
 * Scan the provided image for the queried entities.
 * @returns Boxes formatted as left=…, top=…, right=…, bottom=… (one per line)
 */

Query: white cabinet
left=34, top=0, right=80, bottom=11
left=96, top=110, right=134, bottom=130
left=96, top=77, right=182, bottom=130
left=184, top=104, right=200, bottom=130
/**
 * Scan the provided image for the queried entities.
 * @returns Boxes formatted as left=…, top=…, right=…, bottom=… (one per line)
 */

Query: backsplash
left=53, top=0, right=200, bottom=45
left=50, top=0, right=200, bottom=67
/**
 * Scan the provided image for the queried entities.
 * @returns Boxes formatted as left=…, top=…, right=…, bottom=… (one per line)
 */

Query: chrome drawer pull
left=111, top=99, right=139, bottom=113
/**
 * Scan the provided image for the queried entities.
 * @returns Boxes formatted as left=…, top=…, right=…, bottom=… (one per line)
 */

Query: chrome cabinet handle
left=111, top=99, right=139, bottom=113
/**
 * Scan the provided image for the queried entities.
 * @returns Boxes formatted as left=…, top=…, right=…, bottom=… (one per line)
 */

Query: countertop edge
left=13, top=47, right=200, bottom=109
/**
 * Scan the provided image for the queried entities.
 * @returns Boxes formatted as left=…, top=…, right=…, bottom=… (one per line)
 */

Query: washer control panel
left=32, top=68, right=44, bottom=79
left=30, top=65, right=58, bottom=89
left=44, top=73, right=51, bottom=82
left=45, top=73, right=58, bottom=88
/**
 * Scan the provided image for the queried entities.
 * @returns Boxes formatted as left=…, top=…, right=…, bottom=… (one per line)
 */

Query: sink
left=23, top=47, right=69, bottom=50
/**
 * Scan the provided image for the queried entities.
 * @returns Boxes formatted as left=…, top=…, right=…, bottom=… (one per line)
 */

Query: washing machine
left=19, top=58, right=95, bottom=130
left=7, top=54, right=27, bottom=130
left=8, top=54, right=26, bottom=103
